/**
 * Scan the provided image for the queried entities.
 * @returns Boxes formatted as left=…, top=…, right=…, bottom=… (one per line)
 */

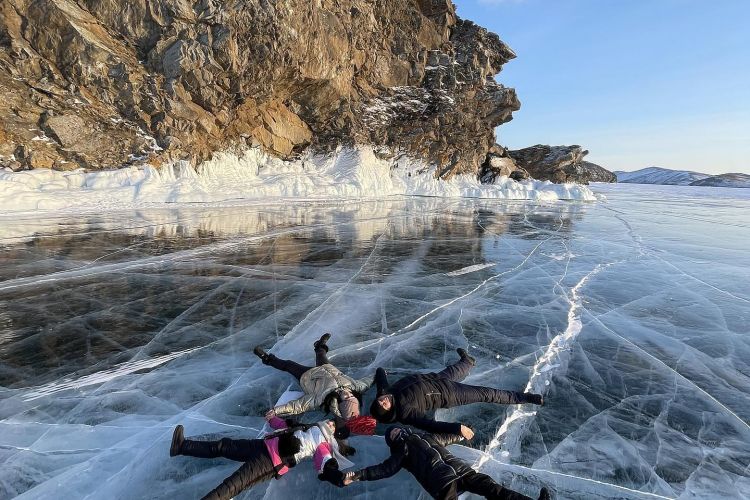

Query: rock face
left=0, top=0, right=519, bottom=176
left=505, top=145, right=615, bottom=184
left=579, top=161, right=617, bottom=183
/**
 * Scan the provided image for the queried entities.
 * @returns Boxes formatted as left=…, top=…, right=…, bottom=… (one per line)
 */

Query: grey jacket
left=273, top=364, right=373, bottom=418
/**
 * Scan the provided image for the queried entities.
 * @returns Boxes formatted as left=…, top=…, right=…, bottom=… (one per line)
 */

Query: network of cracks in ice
left=1, top=188, right=749, bottom=499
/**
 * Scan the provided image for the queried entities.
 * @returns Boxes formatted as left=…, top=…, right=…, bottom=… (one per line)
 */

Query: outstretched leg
left=177, top=434, right=266, bottom=461
left=200, top=459, right=276, bottom=500
left=254, top=346, right=312, bottom=381
left=435, top=349, right=475, bottom=382
left=314, top=333, right=332, bottom=366
left=445, top=380, right=539, bottom=407
left=458, top=471, right=533, bottom=500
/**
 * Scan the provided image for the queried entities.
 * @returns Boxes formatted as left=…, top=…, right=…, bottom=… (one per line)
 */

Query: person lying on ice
left=168, top=412, right=355, bottom=500
left=254, top=333, right=375, bottom=426
left=369, top=348, right=544, bottom=439
left=323, top=425, right=550, bottom=500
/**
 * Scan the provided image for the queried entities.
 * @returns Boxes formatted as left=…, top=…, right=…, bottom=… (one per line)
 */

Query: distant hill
left=615, top=167, right=711, bottom=185
left=689, top=173, right=750, bottom=188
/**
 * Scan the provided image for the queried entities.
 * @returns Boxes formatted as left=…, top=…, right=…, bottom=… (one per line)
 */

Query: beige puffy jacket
left=273, top=364, right=373, bottom=418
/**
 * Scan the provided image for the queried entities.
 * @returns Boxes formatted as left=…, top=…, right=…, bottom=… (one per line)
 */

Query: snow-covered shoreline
left=0, top=147, right=596, bottom=214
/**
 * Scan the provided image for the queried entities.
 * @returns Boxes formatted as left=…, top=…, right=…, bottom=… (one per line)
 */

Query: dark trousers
left=264, top=344, right=331, bottom=381
left=179, top=437, right=276, bottom=500
left=440, top=471, right=533, bottom=500
left=447, top=381, right=527, bottom=406
left=435, top=356, right=474, bottom=382
left=436, top=356, right=527, bottom=406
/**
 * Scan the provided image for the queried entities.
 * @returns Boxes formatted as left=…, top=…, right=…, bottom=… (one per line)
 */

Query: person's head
left=338, top=389, right=361, bottom=419
left=277, top=433, right=302, bottom=458
left=369, top=394, right=396, bottom=423
left=384, top=425, right=407, bottom=449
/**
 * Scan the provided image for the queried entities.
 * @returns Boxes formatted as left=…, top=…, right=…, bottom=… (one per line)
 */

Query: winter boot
left=457, top=347, right=476, bottom=365
left=524, top=393, right=544, bottom=406
left=538, top=487, right=551, bottom=500
left=253, top=346, right=270, bottom=363
left=314, top=333, right=332, bottom=352
left=170, top=425, right=185, bottom=457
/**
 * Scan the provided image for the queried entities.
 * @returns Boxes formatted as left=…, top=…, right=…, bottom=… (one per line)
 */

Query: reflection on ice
left=1, top=185, right=749, bottom=499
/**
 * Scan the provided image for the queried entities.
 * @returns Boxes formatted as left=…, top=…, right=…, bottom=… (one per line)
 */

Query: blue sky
left=453, top=0, right=750, bottom=174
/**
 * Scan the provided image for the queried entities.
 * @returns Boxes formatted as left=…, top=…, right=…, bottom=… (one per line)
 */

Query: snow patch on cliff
left=0, top=146, right=596, bottom=213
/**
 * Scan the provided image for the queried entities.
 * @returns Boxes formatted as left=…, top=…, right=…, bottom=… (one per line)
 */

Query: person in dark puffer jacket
left=327, top=425, right=550, bottom=500
left=369, top=349, right=544, bottom=439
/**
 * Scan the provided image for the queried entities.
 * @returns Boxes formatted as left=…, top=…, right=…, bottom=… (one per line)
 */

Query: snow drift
left=0, top=147, right=596, bottom=214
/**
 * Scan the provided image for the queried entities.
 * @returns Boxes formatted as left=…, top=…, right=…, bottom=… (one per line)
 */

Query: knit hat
left=369, top=397, right=396, bottom=423
left=346, top=415, right=376, bottom=436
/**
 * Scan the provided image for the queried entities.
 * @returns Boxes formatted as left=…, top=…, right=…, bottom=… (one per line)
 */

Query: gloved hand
left=318, top=458, right=345, bottom=487
left=337, top=441, right=356, bottom=456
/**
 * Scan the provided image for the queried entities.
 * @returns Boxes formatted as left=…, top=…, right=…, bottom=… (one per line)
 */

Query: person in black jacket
left=369, top=348, right=544, bottom=439
left=329, top=425, right=550, bottom=500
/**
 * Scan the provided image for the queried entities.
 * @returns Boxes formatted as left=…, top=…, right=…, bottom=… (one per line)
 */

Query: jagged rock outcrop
left=480, top=143, right=615, bottom=184
left=479, top=144, right=529, bottom=183
left=505, top=145, right=615, bottom=184
left=0, top=0, right=519, bottom=176
left=579, top=161, right=617, bottom=183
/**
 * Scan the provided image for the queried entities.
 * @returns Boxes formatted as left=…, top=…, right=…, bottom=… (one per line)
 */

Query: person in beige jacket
left=254, top=334, right=374, bottom=423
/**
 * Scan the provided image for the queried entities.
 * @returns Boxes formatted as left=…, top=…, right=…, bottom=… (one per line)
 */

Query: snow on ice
left=0, top=146, right=595, bottom=215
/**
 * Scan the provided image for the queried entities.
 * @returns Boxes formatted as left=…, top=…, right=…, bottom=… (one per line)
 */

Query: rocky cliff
left=480, top=144, right=615, bottom=185
left=505, top=145, right=615, bottom=184
left=0, top=0, right=519, bottom=177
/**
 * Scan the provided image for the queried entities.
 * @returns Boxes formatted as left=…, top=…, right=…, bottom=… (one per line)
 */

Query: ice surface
left=1, top=184, right=749, bottom=499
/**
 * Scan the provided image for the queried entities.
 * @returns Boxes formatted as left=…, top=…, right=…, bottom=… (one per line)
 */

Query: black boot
left=457, top=347, right=475, bottom=365
left=314, top=333, right=331, bottom=352
left=170, top=425, right=184, bottom=457
left=253, top=346, right=269, bottom=363
left=524, top=393, right=544, bottom=406
left=538, top=487, right=551, bottom=500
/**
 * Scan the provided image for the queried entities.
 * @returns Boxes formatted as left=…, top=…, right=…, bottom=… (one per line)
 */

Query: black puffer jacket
left=374, top=368, right=464, bottom=434
left=354, top=427, right=467, bottom=499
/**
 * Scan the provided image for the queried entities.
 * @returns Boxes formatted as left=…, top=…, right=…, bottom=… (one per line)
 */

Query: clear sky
left=453, top=0, right=750, bottom=174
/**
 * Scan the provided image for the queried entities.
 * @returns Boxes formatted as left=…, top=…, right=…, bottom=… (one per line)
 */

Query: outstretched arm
left=403, top=416, right=462, bottom=436
left=347, top=451, right=405, bottom=483
left=374, top=368, right=389, bottom=395
left=273, top=394, right=315, bottom=417
left=352, top=373, right=375, bottom=394
left=431, top=432, right=466, bottom=447
left=327, top=396, right=342, bottom=418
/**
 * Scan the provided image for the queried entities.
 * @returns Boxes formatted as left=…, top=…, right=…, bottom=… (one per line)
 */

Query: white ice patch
left=0, top=146, right=596, bottom=214
left=22, top=347, right=202, bottom=401
left=445, top=262, right=497, bottom=276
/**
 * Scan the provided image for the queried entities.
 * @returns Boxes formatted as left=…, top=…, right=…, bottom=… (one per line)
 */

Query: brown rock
left=507, top=145, right=616, bottom=184
left=44, top=114, right=87, bottom=148
left=0, top=0, right=520, bottom=176
left=27, top=149, right=56, bottom=169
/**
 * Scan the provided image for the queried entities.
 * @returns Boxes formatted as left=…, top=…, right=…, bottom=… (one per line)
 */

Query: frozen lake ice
left=0, top=184, right=749, bottom=499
